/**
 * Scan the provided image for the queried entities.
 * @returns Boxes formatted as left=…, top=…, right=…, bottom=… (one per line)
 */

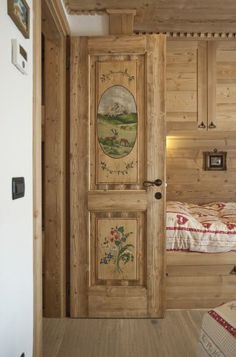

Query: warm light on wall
left=166, top=136, right=172, bottom=149
left=166, top=136, right=178, bottom=150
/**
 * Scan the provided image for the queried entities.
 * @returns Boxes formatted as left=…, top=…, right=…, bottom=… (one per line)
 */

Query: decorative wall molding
left=47, top=0, right=71, bottom=36
left=135, top=31, right=236, bottom=40
left=63, top=1, right=236, bottom=39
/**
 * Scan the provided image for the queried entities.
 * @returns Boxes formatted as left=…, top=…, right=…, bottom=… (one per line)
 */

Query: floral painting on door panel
left=97, top=219, right=138, bottom=280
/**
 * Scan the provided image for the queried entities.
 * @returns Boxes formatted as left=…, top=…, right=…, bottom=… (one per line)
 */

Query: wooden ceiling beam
left=107, top=9, right=136, bottom=35
left=63, top=0, right=236, bottom=34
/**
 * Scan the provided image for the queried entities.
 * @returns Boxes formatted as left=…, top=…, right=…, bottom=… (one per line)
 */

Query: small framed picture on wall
left=8, top=0, right=30, bottom=39
left=203, top=149, right=227, bottom=171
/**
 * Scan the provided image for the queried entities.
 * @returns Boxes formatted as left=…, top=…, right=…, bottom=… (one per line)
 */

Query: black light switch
left=12, top=177, right=25, bottom=200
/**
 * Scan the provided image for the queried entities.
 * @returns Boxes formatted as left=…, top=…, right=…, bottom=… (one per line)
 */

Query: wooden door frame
left=42, top=0, right=68, bottom=318
left=33, top=0, right=70, bottom=355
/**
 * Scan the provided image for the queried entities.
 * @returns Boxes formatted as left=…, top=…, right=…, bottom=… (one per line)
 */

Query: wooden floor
left=43, top=310, right=205, bottom=357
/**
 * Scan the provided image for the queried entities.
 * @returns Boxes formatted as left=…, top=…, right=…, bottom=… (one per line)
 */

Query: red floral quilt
left=166, top=201, right=236, bottom=252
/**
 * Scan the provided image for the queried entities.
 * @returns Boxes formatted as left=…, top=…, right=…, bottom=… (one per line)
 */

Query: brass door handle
left=143, top=179, right=162, bottom=187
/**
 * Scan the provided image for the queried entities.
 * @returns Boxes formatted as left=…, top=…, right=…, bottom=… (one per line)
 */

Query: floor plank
left=43, top=310, right=205, bottom=357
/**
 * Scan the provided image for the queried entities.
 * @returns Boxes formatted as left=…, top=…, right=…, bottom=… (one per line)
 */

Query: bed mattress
left=166, top=201, right=236, bottom=253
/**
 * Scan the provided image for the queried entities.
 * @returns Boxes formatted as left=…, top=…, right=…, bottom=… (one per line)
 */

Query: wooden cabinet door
left=166, top=41, right=207, bottom=133
left=70, top=35, right=166, bottom=318
left=212, top=41, right=236, bottom=131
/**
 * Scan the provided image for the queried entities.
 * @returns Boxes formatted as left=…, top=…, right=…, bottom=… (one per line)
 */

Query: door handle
left=208, top=121, right=216, bottom=129
left=143, top=179, right=162, bottom=187
left=230, top=266, right=236, bottom=275
left=198, top=121, right=206, bottom=129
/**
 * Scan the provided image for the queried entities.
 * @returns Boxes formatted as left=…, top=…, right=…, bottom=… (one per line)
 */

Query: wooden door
left=70, top=35, right=166, bottom=318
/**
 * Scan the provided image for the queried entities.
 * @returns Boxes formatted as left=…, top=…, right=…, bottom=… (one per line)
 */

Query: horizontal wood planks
left=166, top=251, right=236, bottom=309
left=89, top=286, right=147, bottom=317
left=88, top=190, right=147, bottom=211
left=167, top=251, right=236, bottom=266
left=87, top=35, right=147, bottom=54
left=166, top=136, right=236, bottom=203
left=167, top=275, right=236, bottom=309
left=64, top=0, right=236, bottom=33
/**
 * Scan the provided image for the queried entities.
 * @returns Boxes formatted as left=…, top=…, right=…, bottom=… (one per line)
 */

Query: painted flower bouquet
left=100, top=225, right=134, bottom=273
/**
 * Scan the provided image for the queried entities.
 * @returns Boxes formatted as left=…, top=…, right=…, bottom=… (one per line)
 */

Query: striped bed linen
left=166, top=201, right=236, bottom=253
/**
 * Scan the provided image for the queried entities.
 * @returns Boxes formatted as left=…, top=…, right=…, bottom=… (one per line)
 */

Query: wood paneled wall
left=166, top=136, right=236, bottom=203
left=216, top=42, right=236, bottom=130
left=167, top=42, right=197, bottom=114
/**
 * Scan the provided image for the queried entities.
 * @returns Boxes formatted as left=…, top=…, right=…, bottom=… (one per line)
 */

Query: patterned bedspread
left=166, top=201, right=236, bottom=253
left=197, top=301, right=236, bottom=357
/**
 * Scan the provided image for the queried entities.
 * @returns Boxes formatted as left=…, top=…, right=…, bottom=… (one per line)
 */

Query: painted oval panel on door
left=97, top=85, right=138, bottom=159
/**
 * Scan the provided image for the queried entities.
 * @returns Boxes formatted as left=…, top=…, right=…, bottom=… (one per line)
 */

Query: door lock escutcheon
left=154, top=192, right=162, bottom=200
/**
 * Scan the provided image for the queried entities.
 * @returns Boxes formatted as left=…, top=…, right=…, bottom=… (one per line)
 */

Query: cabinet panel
left=166, top=41, right=207, bottom=132
left=215, top=42, right=236, bottom=131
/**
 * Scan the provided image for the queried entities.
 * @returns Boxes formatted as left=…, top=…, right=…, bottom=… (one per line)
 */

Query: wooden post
left=33, top=0, right=42, bottom=354
left=42, top=0, right=69, bottom=318
left=107, top=9, right=136, bottom=35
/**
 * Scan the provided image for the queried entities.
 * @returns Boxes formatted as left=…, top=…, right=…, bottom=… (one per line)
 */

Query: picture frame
left=8, top=0, right=30, bottom=39
left=203, top=149, right=227, bottom=171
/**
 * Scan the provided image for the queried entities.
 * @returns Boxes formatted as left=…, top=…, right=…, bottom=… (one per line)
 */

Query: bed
left=166, top=201, right=236, bottom=309
left=197, top=301, right=236, bottom=357
left=166, top=201, right=236, bottom=253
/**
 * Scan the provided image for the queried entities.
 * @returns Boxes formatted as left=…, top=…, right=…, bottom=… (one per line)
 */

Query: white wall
left=0, top=1, right=33, bottom=357
left=60, top=1, right=109, bottom=36
left=67, top=14, right=109, bottom=36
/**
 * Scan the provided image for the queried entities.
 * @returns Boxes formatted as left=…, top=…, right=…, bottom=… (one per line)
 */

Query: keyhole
left=155, top=192, right=162, bottom=200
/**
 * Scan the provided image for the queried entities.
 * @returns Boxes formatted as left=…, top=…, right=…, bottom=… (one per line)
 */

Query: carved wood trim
left=46, top=0, right=70, bottom=36
left=63, top=1, right=104, bottom=15
left=135, top=31, right=236, bottom=40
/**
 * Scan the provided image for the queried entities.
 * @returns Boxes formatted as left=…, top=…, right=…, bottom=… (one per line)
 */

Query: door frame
left=33, top=0, right=70, bottom=355
left=42, top=0, right=68, bottom=318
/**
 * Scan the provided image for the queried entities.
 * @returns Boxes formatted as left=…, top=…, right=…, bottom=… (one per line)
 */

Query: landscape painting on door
left=96, top=61, right=140, bottom=184
left=97, top=85, right=138, bottom=159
